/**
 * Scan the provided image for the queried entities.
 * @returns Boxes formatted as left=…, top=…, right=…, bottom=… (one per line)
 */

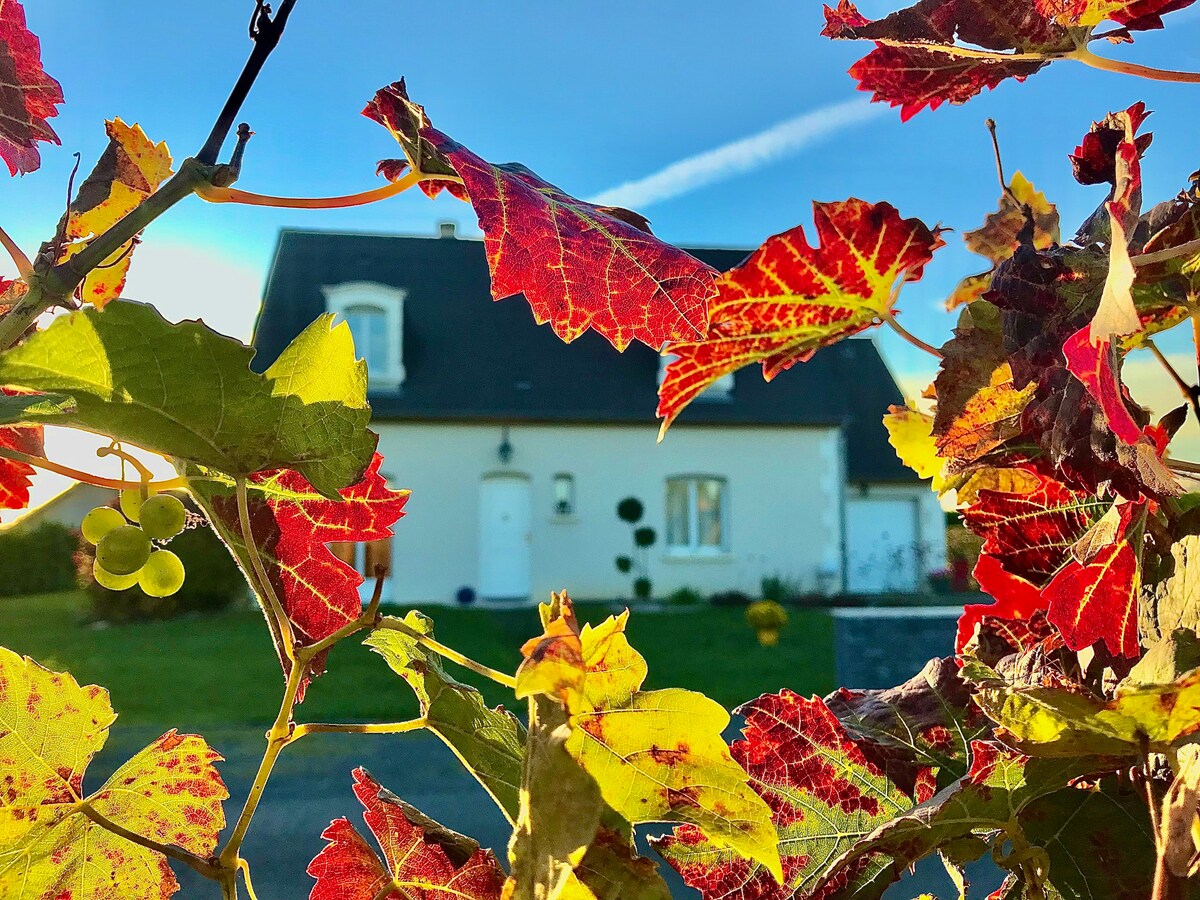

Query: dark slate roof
left=254, top=229, right=914, bottom=482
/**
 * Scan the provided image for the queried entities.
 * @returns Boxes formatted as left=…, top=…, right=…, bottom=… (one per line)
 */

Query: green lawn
left=0, top=592, right=836, bottom=731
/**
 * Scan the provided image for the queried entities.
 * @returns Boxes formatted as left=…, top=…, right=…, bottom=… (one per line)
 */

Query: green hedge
left=0, top=522, right=78, bottom=596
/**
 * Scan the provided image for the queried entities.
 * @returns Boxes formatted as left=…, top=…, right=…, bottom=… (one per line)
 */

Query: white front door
left=478, top=474, right=532, bottom=602
left=845, top=497, right=921, bottom=593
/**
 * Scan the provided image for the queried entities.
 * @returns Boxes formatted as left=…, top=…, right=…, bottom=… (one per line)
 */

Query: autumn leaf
left=932, top=302, right=1035, bottom=469
left=191, top=453, right=408, bottom=698
left=1069, top=102, right=1152, bottom=186
left=515, top=595, right=781, bottom=881
left=0, top=0, right=63, bottom=176
left=365, top=81, right=717, bottom=351
left=1038, top=0, right=1195, bottom=28
left=0, top=646, right=227, bottom=899
left=821, top=0, right=1067, bottom=119
left=826, top=657, right=988, bottom=784
left=657, top=199, right=942, bottom=436
left=819, top=740, right=1100, bottom=889
left=654, top=690, right=926, bottom=900
left=54, top=118, right=174, bottom=307
left=957, top=553, right=1049, bottom=654
left=309, top=768, right=506, bottom=900
left=0, top=388, right=45, bottom=509
left=1088, top=109, right=1143, bottom=341
left=961, top=469, right=1145, bottom=657
left=0, top=303, right=378, bottom=496
left=947, top=172, right=1059, bottom=311
left=883, top=405, right=947, bottom=492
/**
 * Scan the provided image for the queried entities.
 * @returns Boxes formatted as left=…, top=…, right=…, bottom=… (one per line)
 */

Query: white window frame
left=664, top=475, right=729, bottom=556
left=657, top=353, right=733, bottom=398
left=322, top=282, right=407, bottom=391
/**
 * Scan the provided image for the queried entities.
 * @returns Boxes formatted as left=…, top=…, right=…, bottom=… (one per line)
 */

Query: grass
left=0, top=592, right=836, bottom=731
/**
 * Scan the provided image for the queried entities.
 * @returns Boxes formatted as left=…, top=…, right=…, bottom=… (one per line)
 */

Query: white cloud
left=589, top=98, right=884, bottom=210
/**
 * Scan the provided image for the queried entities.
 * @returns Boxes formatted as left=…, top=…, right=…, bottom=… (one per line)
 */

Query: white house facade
left=253, top=228, right=945, bottom=606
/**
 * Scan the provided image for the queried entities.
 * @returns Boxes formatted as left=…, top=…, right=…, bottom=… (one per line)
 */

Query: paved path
left=95, top=726, right=996, bottom=899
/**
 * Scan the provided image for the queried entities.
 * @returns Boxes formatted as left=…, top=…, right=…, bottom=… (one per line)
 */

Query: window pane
left=553, top=474, right=574, bottom=515
left=665, top=480, right=690, bottom=547
left=696, top=479, right=724, bottom=547
left=344, top=305, right=388, bottom=374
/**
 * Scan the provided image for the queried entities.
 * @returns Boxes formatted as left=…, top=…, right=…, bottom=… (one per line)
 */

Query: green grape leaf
left=0, top=301, right=375, bottom=495
left=1013, top=780, right=1154, bottom=899
left=969, top=661, right=1200, bottom=756
left=1142, top=534, right=1200, bottom=644
left=366, top=613, right=526, bottom=821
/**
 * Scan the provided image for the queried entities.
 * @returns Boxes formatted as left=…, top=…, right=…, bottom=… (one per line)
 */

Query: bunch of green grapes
left=81, top=489, right=187, bottom=597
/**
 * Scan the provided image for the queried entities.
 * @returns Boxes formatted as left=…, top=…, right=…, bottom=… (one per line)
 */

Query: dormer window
left=657, top=354, right=733, bottom=398
left=322, top=282, right=406, bottom=391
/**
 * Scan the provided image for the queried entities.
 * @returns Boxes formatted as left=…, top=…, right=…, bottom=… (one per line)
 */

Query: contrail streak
left=590, top=97, right=883, bottom=209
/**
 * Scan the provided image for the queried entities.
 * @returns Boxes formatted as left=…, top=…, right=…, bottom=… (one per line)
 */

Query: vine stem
left=1130, top=238, right=1200, bottom=268
left=1145, top=339, right=1200, bottom=421
left=297, top=572, right=385, bottom=661
left=198, top=170, right=433, bottom=209
left=78, top=802, right=222, bottom=879
left=374, top=616, right=518, bottom=688
left=0, top=445, right=188, bottom=492
left=1073, top=46, right=1200, bottom=83
left=235, top=477, right=297, bottom=664
left=884, top=315, right=943, bottom=359
left=288, top=718, right=425, bottom=742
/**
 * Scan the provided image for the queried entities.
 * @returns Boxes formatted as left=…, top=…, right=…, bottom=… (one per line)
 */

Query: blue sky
left=8, top=0, right=1200, bottom=511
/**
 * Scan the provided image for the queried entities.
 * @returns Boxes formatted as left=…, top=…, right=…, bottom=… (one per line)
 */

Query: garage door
left=845, top=497, right=920, bottom=593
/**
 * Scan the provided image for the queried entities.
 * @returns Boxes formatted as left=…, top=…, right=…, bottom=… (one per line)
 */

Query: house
left=250, top=226, right=945, bottom=606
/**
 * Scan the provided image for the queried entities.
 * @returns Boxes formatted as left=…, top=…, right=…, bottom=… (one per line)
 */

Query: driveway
left=95, top=725, right=992, bottom=899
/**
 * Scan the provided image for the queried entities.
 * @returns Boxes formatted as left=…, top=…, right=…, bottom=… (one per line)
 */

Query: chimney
left=438, top=221, right=457, bottom=239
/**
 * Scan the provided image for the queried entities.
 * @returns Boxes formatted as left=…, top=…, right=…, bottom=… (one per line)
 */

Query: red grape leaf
left=962, top=470, right=1145, bottom=656
left=1069, top=102, right=1152, bottom=186
left=54, top=118, right=174, bottom=307
left=1063, top=327, right=1144, bottom=445
left=821, top=0, right=1068, bottom=118
left=309, top=768, right=506, bottom=900
left=957, top=553, right=1048, bottom=653
left=365, top=81, right=716, bottom=351
left=657, top=199, right=943, bottom=436
left=190, top=453, right=409, bottom=698
left=0, top=0, right=63, bottom=176
left=653, top=690, right=925, bottom=900
left=0, top=647, right=227, bottom=898
left=1036, top=0, right=1195, bottom=27
left=0, top=387, right=42, bottom=509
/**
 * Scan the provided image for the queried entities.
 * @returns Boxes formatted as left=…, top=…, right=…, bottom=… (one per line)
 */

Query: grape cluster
left=82, top=490, right=187, bottom=597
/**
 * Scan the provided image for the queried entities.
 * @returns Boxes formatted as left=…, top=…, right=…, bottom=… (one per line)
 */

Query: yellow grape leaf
left=883, top=405, right=947, bottom=492
left=516, top=595, right=782, bottom=882
left=947, top=171, right=1059, bottom=312
left=953, top=466, right=1040, bottom=507
left=56, top=118, right=173, bottom=307
left=0, top=647, right=227, bottom=899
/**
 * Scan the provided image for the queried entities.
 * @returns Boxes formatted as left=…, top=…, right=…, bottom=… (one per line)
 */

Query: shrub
left=632, top=576, right=652, bottom=600
left=633, top=526, right=656, bottom=548
left=0, top=522, right=77, bottom=597
left=666, top=586, right=703, bottom=606
left=709, top=590, right=752, bottom=607
left=614, top=555, right=632, bottom=574
left=760, top=573, right=804, bottom=603
left=616, top=497, right=643, bottom=523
